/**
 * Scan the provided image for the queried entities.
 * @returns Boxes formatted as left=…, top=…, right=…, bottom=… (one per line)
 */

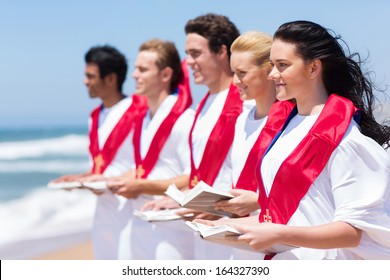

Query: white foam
left=0, top=134, right=89, bottom=160
left=0, top=160, right=89, bottom=173
left=0, top=187, right=97, bottom=259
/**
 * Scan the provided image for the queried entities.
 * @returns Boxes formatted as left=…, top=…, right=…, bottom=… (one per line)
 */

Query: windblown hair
left=85, top=45, right=127, bottom=92
left=274, top=20, right=390, bottom=148
left=139, top=39, right=183, bottom=93
left=185, top=13, right=240, bottom=60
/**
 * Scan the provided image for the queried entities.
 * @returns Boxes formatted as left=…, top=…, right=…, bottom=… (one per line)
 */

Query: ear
left=104, top=72, right=118, bottom=87
left=217, top=45, right=228, bottom=60
left=309, top=59, right=322, bottom=79
left=160, top=66, right=173, bottom=83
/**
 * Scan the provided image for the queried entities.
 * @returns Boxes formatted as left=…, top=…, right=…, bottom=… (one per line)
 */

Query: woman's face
left=268, top=39, right=312, bottom=102
left=230, top=51, right=271, bottom=101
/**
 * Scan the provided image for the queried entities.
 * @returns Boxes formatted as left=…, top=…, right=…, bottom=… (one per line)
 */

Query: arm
left=109, top=174, right=189, bottom=199
left=50, top=171, right=92, bottom=183
left=233, top=221, right=362, bottom=252
left=214, top=189, right=259, bottom=216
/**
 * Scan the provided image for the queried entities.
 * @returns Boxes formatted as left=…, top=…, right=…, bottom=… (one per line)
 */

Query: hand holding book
left=164, top=181, right=235, bottom=217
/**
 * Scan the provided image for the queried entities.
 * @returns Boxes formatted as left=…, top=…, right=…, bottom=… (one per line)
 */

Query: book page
left=186, top=221, right=297, bottom=254
left=47, top=181, right=108, bottom=191
left=134, top=209, right=194, bottom=222
left=164, top=184, right=187, bottom=204
left=165, top=181, right=234, bottom=217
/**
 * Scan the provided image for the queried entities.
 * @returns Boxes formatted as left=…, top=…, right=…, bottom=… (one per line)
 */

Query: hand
left=79, top=174, right=107, bottom=182
left=226, top=222, right=284, bottom=252
left=176, top=209, right=223, bottom=221
left=192, top=217, right=226, bottom=227
left=214, top=189, right=259, bottom=216
left=140, top=196, right=180, bottom=211
left=107, top=176, right=142, bottom=199
left=50, top=173, right=86, bottom=183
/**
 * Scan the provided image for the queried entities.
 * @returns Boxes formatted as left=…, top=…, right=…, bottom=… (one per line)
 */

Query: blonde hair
left=231, top=31, right=272, bottom=68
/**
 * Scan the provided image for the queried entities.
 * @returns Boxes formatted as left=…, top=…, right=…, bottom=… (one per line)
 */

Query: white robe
left=128, top=94, right=195, bottom=260
left=261, top=113, right=390, bottom=259
left=90, top=97, right=136, bottom=259
left=191, top=89, right=243, bottom=259
left=230, top=106, right=266, bottom=260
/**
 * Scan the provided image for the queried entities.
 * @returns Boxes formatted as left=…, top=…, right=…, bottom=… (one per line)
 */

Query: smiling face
left=132, top=50, right=164, bottom=98
left=230, top=51, right=271, bottom=101
left=268, top=39, right=312, bottom=102
left=185, top=33, right=222, bottom=89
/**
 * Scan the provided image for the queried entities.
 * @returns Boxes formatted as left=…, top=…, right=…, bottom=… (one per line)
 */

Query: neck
left=254, top=93, right=277, bottom=120
left=102, top=91, right=125, bottom=108
left=147, top=90, right=170, bottom=118
left=296, top=90, right=328, bottom=116
left=208, top=71, right=233, bottom=95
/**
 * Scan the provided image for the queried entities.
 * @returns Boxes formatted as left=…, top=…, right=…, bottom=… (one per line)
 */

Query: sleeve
left=171, top=109, right=195, bottom=175
left=328, top=123, right=390, bottom=258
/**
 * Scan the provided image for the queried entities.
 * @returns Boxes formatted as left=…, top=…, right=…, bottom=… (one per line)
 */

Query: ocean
left=0, top=127, right=97, bottom=259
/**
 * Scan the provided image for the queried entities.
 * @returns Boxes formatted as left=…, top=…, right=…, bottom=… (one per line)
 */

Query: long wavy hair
left=274, top=20, right=390, bottom=149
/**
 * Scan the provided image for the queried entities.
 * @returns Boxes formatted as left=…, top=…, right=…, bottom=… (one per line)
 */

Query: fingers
left=192, top=219, right=215, bottom=226
left=140, top=201, right=155, bottom=211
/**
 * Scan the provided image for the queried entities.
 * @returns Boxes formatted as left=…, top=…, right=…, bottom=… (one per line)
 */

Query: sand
left=32, top=240, right=94, bottom=260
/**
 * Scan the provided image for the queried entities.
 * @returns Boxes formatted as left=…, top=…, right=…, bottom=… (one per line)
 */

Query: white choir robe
left=90, top=97, right=136, bottom=260
left=230, top=106, right=266, bottom=260
left=128, top=94, right=195, bottom=260
left=261, top=114, right=390, bottom=260
left=192, top=89, right=251, bottom=259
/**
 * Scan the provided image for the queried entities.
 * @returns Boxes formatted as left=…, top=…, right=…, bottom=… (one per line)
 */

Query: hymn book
left=47, top=181, right=108, bottom=191
left=164, top=181, right=235, bottom=217
left=133, top=209, right=193, bottom=222
left=186, top=221, right=298, bottom=254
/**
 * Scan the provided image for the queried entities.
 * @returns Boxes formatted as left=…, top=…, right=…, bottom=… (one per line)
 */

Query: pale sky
left=1, top=0, right=389, bottom=128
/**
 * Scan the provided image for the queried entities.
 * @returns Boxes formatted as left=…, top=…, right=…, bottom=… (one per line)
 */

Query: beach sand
left=32, top=240, right=94, bottom=260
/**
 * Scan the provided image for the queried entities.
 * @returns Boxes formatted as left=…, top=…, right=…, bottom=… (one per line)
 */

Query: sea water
left=0, top=127, right=97, bottom=259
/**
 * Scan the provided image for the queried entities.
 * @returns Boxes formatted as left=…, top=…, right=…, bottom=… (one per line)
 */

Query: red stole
left=132, top=62, right=192, bottom=179
left=234, top=101, right=295, bottom=192
left=189, top=84, right=243, bottom=188
left=256, top=94, right=359, bottom=225
left=89, top=95, right=148, bottom=174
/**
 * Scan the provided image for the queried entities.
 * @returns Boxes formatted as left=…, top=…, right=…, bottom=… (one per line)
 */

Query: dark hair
left=274, top=20, right=390, bottom=148
left=85, top=45, right=127, bottom=92
left=139, top=39, right=183, bottom=93
left=185, top=13, right=240, bottom=60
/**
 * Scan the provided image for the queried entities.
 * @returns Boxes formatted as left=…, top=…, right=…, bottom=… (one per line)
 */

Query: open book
left=133, top=209, right=193, bottom=222
left=164, top=181, right=235, bottom=217
left=186, top=221, right=297, bottom=254
left=47, top=181, right=108, bottom=191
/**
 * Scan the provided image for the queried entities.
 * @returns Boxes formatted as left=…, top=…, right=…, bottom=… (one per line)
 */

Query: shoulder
left=177, top=108, right=196, bottom=123
left=332, top=120, right=390, bottom=164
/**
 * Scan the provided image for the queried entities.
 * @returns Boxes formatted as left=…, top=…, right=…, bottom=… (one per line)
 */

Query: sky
left=1, top=0, right=389, bottom=128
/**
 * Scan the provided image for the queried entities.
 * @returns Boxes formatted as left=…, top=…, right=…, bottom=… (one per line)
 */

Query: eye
left=234, top=70, right=246, bottom=80
left=188, top=51, right=201, bottom=59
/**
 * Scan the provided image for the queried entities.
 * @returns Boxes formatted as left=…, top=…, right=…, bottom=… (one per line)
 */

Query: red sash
left=132, top=61, right=192, bottom=179
left=234, top=101, right=295, bottom=192
left=89, top=95, right=147, bottom=174
left=256, top=94, right=359, bottom=225
left=189, top=84, right=243, bottom=188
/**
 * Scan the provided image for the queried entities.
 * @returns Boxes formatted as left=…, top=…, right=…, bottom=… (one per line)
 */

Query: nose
left=132, top=69, right=138, bottom=79
left=232, top=73, right=241, bottom=86
left=186, top=54, right=195, bottom=66
left=268, top=66, right=281, bottom=81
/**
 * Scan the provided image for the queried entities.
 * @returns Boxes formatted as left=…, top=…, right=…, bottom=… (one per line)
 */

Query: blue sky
left=1, top=0, right=389, bottom=128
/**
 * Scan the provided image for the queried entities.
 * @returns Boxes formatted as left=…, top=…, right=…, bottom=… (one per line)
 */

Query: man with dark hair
left=51, top=45, right=146, bottom=259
